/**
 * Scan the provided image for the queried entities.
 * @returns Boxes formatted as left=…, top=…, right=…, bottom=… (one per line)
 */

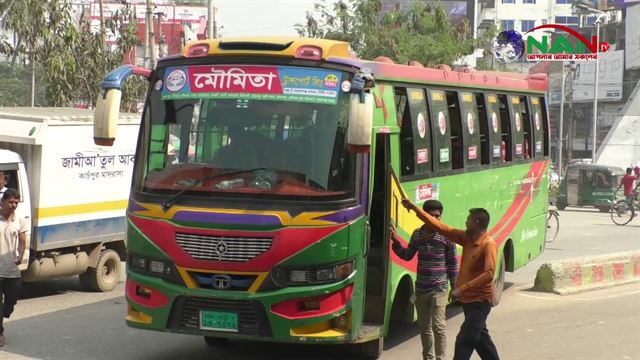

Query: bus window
left=507, top=95, right=525, bottom=161
left=484, top=94, right=503, bottom=164
left=446, top=91, right=463, bottom=170
left=459, top=92, right=481, bottom=168
left=395, top=88, right=414, bottom=176
left=427, top=89, right=451, bottom=172
left=497, top=95, right=513, bottom=162
left=529, top=96, right=547, bottom=158
left=408, top=88, right=431, bottom=175
left=518, top=95, right=533, bottom=160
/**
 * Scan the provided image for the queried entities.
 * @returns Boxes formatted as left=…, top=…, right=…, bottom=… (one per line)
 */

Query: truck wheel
left=556, top=201, right=567, bottom=210
left=80, top=249, right=121, bottom=292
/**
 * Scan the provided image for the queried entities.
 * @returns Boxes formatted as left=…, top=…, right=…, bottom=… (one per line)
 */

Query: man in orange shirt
left=401, top=198, right=500, bottom=360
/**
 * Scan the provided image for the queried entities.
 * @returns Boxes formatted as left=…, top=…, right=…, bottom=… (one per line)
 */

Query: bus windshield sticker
left=467, top=112, right=475, bottom=134
left=416, top=184, right=433, bottom=202
left=438, top=112, right=447, bottom=135
left=417, top=148, right=428, bottom=164
left=439, top=148, right=450, bottom=162
left=491, top=112, right=499, bottom=133
left=417, top=113, right=427, bottom=138
left=515, top=112, right=522, bottom=132
left=161, top=65, right=343, bottom=104
left=535, top=112, right=541, bottom=130
left=536, top=141, right=542, bottom=153
left=468, top=146, right=478, bottom=160
left=516, top=144, right=523, bottom=155
left=493, top=145, right=501, bottom=158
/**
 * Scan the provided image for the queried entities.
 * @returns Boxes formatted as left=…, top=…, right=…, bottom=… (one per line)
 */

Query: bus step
left=358, top=323, right=382, bottom=342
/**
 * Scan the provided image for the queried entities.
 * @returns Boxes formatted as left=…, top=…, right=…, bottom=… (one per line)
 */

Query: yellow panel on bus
left=182, top=37, right=351, bottom=60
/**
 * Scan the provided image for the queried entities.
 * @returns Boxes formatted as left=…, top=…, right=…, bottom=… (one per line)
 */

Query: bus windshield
left=138, top=65, right=356, bottom=201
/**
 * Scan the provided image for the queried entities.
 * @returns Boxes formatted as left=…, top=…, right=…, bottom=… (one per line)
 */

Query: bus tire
left=79, top=249, right=121, bottom=292
left=204, top=336, right=229, bottom=347
left=358, top=337, right=383, bottom=359
left=491, top=253, right=506, bottom=306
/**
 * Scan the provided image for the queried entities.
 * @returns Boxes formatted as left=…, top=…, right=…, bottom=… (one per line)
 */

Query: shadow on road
left=19, top=277, right=86, bottom=300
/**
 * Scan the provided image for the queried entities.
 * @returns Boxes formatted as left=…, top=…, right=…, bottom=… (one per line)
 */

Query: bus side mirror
left=94, top=88, right=122, bottom=146
left=347, top=92, right=373, bottom=153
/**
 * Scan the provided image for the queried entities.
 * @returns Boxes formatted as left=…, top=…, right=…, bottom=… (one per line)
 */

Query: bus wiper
left=160, top=167, right=265, bottom=212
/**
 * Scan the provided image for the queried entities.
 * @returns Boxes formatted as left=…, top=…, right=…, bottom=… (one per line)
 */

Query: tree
left=296, top=0, right=476, bottom=66
left=0, top=0, right=145, bottom=110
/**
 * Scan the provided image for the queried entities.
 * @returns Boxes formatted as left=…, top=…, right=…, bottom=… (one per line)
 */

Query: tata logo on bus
left=492, top=26, right=610, bottom=63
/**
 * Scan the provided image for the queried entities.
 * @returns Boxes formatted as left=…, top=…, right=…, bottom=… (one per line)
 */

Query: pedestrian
left=0, top=189, right=28, bottom=347
left=617, top=167, right=638, bottom=204
left=390, top=199, right=457, bottom=360
left=401, top=198, right=500, bottom=360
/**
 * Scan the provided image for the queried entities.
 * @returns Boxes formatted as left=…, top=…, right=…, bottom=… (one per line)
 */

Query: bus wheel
left=79, top=249, right=121, bottom=292
left=204, top=336, right=229, bottom=347
left=357, top=337, right=383, bottom=359
left=491, top=254, right=506, bottom=306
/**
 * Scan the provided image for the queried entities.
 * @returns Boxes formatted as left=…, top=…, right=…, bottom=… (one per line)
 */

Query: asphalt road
left=1, top=208, right=638, bottom=360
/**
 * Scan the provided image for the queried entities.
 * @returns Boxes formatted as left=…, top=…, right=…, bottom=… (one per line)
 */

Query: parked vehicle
left=0, top=107, right=139, bottom=291
left=555, top=163, right=625, bottom=212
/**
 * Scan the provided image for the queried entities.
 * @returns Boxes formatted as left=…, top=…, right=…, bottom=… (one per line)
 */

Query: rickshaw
left=555, top=163, right=625, bottom=211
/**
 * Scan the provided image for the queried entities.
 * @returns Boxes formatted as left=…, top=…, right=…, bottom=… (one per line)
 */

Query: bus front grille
left=168, top=296, right=272, bottom=337
left=175, top=233, right=272, bottom=262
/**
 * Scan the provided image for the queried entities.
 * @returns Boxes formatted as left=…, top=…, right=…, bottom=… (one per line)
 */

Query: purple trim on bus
left=172, top=211, right=282, bottom=226
left=316, top=205, right=364, bottom=223
left=326, top=57, right=363, bottom=69
left=128, top=201, right=147, bottom=212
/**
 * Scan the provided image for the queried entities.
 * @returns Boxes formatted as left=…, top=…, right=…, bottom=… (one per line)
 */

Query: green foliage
left=0, top=0, right=145, bottom=110
left=295, top=0, right=476, bottom=66
left=0, top=64, right=45, bottom=106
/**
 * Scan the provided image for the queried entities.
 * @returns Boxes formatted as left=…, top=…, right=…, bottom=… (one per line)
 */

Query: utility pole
left=98, top=0, right=106, bottom=51
left=208, top=0, right=214, bottom=39
left=156, top=12, right=165, bottom=58
left=146, top=0, right=157, bottom=69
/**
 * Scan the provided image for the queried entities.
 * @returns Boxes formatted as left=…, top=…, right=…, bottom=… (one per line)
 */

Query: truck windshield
left=137, top=64, right=356, bottom=201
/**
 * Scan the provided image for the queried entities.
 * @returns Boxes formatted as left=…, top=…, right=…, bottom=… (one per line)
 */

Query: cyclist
left=617, top=167, right=638, bottom=204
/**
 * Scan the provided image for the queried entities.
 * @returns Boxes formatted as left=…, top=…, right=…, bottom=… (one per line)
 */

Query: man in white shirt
left=0, top=188, right=27, bottom=347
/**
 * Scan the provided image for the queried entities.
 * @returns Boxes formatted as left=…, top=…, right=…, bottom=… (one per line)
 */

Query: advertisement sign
left=572, top=50, right=624, bottom=102
left=380, top=0, right=476, bottom=36
left=162, top=66, right=343, bottom=104
left=626, top=4, right=640, bottom=69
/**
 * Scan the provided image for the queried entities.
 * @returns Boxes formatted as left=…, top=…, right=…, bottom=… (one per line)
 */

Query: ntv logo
left=492, top=25, right=610, bottom=63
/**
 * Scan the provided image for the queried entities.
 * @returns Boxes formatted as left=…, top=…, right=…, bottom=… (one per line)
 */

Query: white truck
left=0, top=107, right=139, bottom=291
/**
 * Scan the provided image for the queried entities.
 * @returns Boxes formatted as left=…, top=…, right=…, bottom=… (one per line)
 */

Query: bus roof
left=180, top=36, right=547, bottom=93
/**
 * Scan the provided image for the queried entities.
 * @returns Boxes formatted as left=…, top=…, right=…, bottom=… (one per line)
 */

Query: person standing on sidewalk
left=401, top=198, right=500, bottom=360
left=0, top=189, right=28, bottom=347
left=391, top=199, right=457, bottom=360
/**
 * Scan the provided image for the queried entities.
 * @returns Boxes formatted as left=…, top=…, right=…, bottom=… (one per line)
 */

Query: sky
left=215, top=0, right=317, bottom=38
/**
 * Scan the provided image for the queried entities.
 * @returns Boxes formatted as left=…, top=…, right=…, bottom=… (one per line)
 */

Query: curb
left=533, top=251, right=640, bottom=295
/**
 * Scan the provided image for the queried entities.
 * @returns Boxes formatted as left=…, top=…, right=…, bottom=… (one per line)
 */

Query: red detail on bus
left=295, top=46, right=323, bottom=60
left=126, top=279, right=169, bottom=308
left=129, top=215, right=347, bottom=272
left=186, top=44, right=210, bottom=57
left=132, top=67, right=152, bottom=79
left=270, top=284, right=354, bottom=320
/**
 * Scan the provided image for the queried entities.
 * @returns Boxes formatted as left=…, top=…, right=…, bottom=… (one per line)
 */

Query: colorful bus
left=93, top=37, right=550, bottom=358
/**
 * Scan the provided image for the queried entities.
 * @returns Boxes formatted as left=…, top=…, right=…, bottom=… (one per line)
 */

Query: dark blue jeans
left=0, top=277, right=21, bottom=334
left=453, top=301, right=500, bottom=360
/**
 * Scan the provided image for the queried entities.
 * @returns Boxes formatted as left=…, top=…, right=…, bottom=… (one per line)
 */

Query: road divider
left=533, top=251, right=640, bottom=295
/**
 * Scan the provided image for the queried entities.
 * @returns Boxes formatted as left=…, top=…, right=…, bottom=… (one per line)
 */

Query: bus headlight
left=271, top=259, right=355, bottom=287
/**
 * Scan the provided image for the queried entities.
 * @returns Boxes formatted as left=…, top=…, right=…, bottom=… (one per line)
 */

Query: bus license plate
left=200, top=310, right=238, bottom=332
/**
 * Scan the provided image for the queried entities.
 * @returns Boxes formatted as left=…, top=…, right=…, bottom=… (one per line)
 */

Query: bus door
left=364, top=132, right=391, bottom=324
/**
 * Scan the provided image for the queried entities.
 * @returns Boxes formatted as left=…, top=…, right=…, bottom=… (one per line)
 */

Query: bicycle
left=546, top=208, right=560, bottom=243
left=610, top=188, right=639, bottom=226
